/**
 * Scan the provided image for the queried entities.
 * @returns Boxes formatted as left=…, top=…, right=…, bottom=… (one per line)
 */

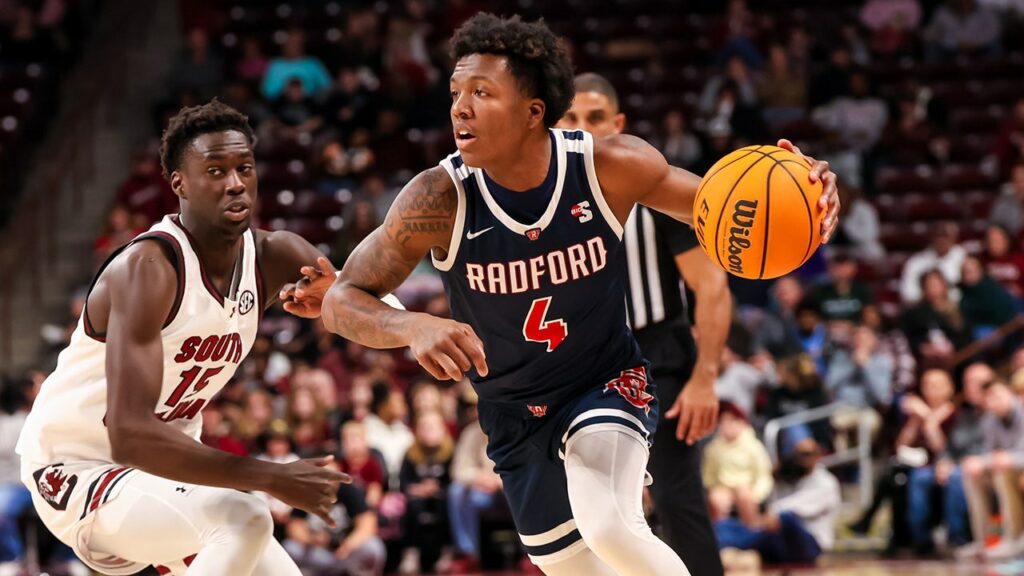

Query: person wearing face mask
left=714, top=426, right=841, bottom=566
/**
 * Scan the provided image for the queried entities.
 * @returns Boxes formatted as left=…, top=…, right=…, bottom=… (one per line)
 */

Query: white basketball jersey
left=17, top=215, right=263, bottom=465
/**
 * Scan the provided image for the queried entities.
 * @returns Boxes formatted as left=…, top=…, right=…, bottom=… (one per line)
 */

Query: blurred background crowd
left=5, top=0, right=1024, bottom=574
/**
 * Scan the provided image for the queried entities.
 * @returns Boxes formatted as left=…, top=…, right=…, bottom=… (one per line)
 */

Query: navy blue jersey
left=435, top=129, right=643, bottom=412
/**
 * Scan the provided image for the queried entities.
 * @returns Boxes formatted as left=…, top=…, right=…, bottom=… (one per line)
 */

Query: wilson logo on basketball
left=726, top=199, right=758, bottom=276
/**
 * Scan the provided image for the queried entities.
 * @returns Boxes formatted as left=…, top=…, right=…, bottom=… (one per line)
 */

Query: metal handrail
left=763, top=402, right=874, bottom=509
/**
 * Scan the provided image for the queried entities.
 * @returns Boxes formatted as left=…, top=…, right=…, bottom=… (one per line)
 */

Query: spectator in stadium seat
left=363, top=383, right=413, bottom=486
left=832, top=187, right=885, bottom=262
left=992, top=100, right=1024, bottom=177
left=287, top=386, right=330, bottom=457
left=115, top=150, right=178, bottom=226
left=812, top=69, right=888, bottom=153
left=824, top=324, right=893, bottom=415
left=795, top=299, right=828, bottom=371
left=988, top=163, right=1024, bottom=238
left=447, top=400, right=501, bottom=571
left=172, top=27, right=224, bottom=100
left=860, top=0, right=922, bottom=58
left=710, top=0, right=763, bottom=69
left=651, top=110, right=702, bottom=171
left=93, top=204, right=145, bottom=268
left=235, top=37, right=268, bottom=83
left=715, top=340, right=776, bottom=420
left=0, top=377, right=35, bottom=571
left=808, top=253, right=877, bottom=324
left=715, top=428, right=840, bottom=566
left=959, top=254, right=1017, bottom=338
left=698, top=55, right=758, bottom=119
left=269, top=78, right=324, bottom=142
left=863, top=307, right=917, bottom=394
left=261, top=29, right=332, bottom=99
left=764, top=355, right=833, bottom=451
left=745, top=276, right=806, bottom=358
left=861, top=0, right=922, bottom=32
left=400, top=410, right=454, bottom=573
left=758, top=43, right=808, bottom=128
left=809, top=46, right=854, bottom=109
left=924, top=0, right=1002, bottom=60
left=981, top=224, right=1024, bottom=299
left=900, top=222, right=967, bottom=304
left=961, top=379, right=1024, bottom=560
left=703, top=402, right=774, bottom=526
left=284, top=478, right=386, bottom=576
left=901, top=270, right=972, bottom=368
left=878, top=94, right=933, bottom=166
left=323, top=67, right=379, bottom=135
left=906, top=367, right=977, bottom=553
left=340, top=421, right=385, bottom=509
left=4, top=4, right=55, bottom=63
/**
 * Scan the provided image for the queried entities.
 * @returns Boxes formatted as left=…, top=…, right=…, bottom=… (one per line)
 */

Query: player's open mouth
left=224, top=204, right=250, bottom=222
left=455, top=129, right=476, bottom=149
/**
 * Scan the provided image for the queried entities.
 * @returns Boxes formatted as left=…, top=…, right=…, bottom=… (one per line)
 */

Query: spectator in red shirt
left=116, top=151, right=177, bottom=225
left=93, top=204, right=145, bottom=268
left=981, top=224, right=1024, bottom=300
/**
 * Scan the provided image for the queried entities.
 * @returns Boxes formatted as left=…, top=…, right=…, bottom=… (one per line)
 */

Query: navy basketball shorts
left=477, top=365, right=659, bottom=565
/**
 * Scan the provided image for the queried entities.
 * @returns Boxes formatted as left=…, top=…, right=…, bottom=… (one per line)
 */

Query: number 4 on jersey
left=523, top=297, right=568, bottom=352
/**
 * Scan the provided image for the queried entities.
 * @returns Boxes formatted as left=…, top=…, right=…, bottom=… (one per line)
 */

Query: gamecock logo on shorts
left=527, top=404, right=548, bottom=418
left=604, top=367, right=653, bottom=415
left=32, top=464, right=78, bottom=511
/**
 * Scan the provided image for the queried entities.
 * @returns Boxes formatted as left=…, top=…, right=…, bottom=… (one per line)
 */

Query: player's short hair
left=450, top=13, right=574, bottom=127
left=574, top=72, right=619, bottom=112
left=159, top=98, right=256, bottom=180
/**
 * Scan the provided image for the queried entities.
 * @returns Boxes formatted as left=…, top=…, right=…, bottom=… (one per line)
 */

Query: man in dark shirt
left=559, top=73, right=731, bottom=576
left=284, top=481, right=385, bottom=576
left=807, top=253, right=875, bottom=323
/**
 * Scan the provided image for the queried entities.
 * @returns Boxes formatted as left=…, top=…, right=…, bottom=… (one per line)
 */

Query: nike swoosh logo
left=466, top=227, right=494, bottom=240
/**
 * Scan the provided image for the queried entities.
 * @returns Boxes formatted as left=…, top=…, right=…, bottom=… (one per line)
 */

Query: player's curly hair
left=159, top=98, right=256, bottom=180
left=450, top=13, right=574, bottom=128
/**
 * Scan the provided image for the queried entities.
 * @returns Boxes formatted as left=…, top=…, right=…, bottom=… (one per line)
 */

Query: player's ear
left=170, top=172, right=186, bottom=199
left=527, top=99, right=545, bottom=129
left=612, top=112, right=626, bottom=135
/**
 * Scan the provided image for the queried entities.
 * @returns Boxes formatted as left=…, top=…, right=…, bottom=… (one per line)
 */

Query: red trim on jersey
left=184, top=554, right=196, bottom=566
left=254, top=246, right=266, bottom=321
left=145, top=231, right=187, bottom=327
left=171, top=214, right=226, bottom=306
left=88, top=466, right=129, bottom=514
left=82, top=232, right=186, bottom=342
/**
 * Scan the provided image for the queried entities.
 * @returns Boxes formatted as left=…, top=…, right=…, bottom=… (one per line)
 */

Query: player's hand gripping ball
left=693, top=145, right=825, bottom=280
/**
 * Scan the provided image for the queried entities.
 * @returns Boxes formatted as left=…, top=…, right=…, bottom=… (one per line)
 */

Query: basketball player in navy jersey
left=559, top=73, right=730, bottom=576
left=18, top=101, right=351, bottom=576
left=308, top=14, right=838, bottom=576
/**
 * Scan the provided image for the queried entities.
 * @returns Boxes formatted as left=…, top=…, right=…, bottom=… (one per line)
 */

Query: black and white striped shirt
left=623, top=205, right=701, bottom=331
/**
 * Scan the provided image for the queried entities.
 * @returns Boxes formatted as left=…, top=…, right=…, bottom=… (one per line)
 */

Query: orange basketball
left=692, top=145, right=824, bottom=280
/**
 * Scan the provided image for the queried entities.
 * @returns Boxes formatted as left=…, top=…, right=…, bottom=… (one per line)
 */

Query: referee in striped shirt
left=559, top=74, right=732, bottom=576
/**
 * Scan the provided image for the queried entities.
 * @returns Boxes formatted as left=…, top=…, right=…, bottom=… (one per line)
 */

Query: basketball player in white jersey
left=15, top=100, right=350, bottom=576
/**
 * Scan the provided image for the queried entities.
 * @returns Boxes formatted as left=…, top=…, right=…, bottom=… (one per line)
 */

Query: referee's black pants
left=640, top=320, right=725, bottom=576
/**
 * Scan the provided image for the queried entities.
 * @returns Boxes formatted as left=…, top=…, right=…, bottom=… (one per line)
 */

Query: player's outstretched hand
left=280, top=256, right=338, bottom=319
left=777, top=139, right=840, bottom=244
left=270, top=455, right=350, bottom=528
left=408, top=315, right=488, bottom=381
left=664, top=376, right=719, bottom=445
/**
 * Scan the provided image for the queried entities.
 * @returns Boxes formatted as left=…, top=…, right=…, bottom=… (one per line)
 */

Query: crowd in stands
left=8, top=0, right=1024, bottom=574
left=0, top=0, right=93, bottom=227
